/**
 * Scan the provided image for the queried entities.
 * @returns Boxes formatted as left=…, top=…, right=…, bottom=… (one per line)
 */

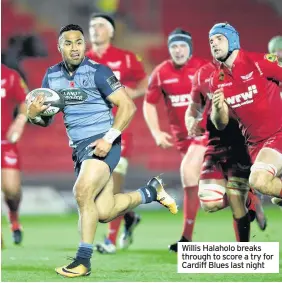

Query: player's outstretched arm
left=6, top=102, right=28, bottom=143
left=143, top=101, right=161, bottom=138
left=107, top=88, right=137, bottom=131
left=143, top=101, right=173, bottom=148
left=126, top=76, right=148, bottom=99
left=210, top=88, right=229, bottom=130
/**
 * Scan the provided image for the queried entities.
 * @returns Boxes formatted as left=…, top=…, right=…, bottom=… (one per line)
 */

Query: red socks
left=107, top=216, right=123, bottom=245
left=182, top=186, right=200, bottom=241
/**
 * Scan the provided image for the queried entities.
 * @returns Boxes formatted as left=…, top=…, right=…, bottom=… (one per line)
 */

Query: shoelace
left=66, top=257, right=80, bottom=269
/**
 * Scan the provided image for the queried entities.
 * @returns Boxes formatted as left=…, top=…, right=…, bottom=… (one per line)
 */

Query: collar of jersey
left=62, top=57, right=87, bottom=80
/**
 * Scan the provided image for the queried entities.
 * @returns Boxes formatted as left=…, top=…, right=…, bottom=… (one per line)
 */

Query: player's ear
left=57, top=44, right=61, bottom=53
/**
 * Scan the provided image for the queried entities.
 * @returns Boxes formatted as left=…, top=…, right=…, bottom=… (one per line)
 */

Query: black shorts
left=72, top=133, right=121, bottom=176
left=200, top=142, right=252, bottom=181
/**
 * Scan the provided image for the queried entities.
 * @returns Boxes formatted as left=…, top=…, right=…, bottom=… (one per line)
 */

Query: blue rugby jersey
left=42, top=57, right=123, bottom=146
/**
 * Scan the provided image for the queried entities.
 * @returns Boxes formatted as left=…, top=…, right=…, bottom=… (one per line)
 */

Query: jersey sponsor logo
left=225, top=85, right=258, bottom=108
left=60, top=88, right=88, bottom=104
left=240, top=71, right=253, bottom=81
left=107, top=61, right=121, bottom=69
left=168, top=94, right=192, bottom=107
left=218, top=82, right=232, bottom=88
left=264, top=53, right=277, bottom=63
left=163, top=78, right=179, bottom=84
left=4, top=156, right=18, bottom=165
left=106, top=75, right=122, bottom=91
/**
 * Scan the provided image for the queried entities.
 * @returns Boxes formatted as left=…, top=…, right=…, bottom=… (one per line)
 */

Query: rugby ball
left=26, top=88, right=65, bottom=117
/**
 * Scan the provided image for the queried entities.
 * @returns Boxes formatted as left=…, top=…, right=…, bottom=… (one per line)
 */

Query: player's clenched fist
left=212, top=88, right=225, bottom=110
left=27, top=94, right=50, bottom=119
left=89, top=139, right=112, bottom=157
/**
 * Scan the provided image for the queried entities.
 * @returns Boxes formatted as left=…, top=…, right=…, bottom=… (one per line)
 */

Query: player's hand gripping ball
left=26, top=88, right=65, bottom=117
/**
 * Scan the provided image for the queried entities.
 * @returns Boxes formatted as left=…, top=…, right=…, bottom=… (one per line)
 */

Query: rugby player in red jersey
left=143, top=28, right=208, bottom=251
left=186, top=61, right=266, bottom=242
left=1, top=64, right=28, bottom=244
left=208, top=23, right=282, bottom=206
left=86, top=14, right=148, bottom=253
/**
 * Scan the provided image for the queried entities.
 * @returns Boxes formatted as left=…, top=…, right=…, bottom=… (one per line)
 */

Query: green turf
left=1, top=206, right=281, bottom=282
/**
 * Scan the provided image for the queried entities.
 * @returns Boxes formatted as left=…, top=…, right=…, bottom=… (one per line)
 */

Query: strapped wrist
left=103, top=128, right=121, bottom=144
left=29, top=115, right=43, bottom=123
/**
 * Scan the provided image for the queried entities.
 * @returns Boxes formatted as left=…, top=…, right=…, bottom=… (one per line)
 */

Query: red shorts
left=248, top=131, right=282, bottom=163
left=200, top=143, right=251, bottom=181
left=177, top=134, right=208, bottom=155
left=1, top=142, right=20, bottom=170
left=121, top=133, right=133, bottom=158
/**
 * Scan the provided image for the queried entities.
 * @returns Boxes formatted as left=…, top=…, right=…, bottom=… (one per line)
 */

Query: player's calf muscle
left=98, top=194, right=132, bottom=223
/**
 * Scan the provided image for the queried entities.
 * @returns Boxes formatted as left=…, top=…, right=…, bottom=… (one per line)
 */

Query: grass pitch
left=1, top=206, right=281, bottom=282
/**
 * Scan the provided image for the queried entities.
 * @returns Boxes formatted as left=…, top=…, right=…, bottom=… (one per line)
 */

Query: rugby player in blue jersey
left=26, top=24, right=178, bottom=278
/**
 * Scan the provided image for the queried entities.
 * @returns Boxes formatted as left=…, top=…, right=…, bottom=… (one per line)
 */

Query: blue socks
left=76, top=242, right=93, bottom=264
left=138, top=185, right=157, bottom=204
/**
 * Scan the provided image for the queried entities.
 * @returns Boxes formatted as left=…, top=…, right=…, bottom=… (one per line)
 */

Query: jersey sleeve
left=41, top=70, right=50, bottom=88
left=144, top=68, right=162, bottom=104
left=11, top=70, right=29, bottom=104
left=128, top=52, right=147, bottom=82
left=256, top=53, right=282, bottom=82
left=95, top=64, right=123, bottom=97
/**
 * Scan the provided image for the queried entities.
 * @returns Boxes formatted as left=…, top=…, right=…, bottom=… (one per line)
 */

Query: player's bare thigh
left=1, top=169, right=21, bottom=197
left=73, top=159, right=111, bottom=203
left=180, top=143, right=206, bottom=187
left=250, top=147, right=282, bottom=195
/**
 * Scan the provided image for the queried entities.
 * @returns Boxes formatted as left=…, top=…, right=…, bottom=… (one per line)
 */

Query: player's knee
left=181, top=164, right=200, bottom=187
left=98, top=211, right=112, bottom=223
left=198, top=183, right=226, bottom=212
left=249, top=163, right=275, bottom=195
left=2, top=185, right=21, bottom=199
